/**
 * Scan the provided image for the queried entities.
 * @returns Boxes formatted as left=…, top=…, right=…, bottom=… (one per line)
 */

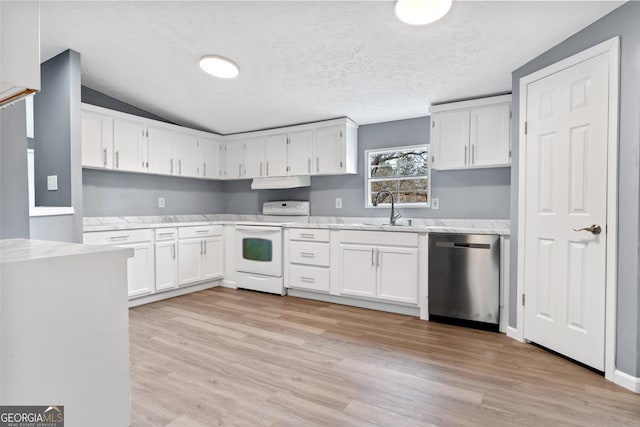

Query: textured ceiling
left=40, top=1, right=622, bottom=134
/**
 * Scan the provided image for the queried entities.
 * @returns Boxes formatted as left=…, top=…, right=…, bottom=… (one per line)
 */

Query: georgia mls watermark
left=0, top=406, right=64, bottom=427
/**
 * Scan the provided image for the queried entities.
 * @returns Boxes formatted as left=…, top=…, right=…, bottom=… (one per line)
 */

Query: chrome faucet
left=373, top=189, right=401, bottom=225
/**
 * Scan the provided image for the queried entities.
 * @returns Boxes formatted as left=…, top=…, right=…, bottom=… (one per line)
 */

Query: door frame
left=515, top=36, right=620, bottom=380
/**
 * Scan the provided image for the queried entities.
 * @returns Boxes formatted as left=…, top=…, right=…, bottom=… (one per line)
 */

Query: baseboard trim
left=221, top=280, right=237, bottom=289
left=614, top=369, right=640, bottom=393
left=506, top=326, right=524, bottom=342
left=286, top=289, right=420, bottom=317
left=128, top=281, right=220, bottom=307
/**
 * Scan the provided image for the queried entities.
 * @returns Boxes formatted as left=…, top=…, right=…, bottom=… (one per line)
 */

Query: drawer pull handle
left=300, top=233, right=315, bottom=239
left=300, top=277, right=315, bottom=283
left=109, top=235, right=129, bottom=241
left=300, top=252, right=315, bottom=257
left=158, top=232, right=174, bottom=237
left=196, top=230, right=210, bottom=234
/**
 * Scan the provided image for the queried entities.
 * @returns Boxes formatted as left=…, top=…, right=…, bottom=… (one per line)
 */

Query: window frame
left=364, top=143, right=431, bottom=209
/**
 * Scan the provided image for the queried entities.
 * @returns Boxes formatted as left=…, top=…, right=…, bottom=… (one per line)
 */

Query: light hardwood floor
left=130, top=287, right=640, bottom=427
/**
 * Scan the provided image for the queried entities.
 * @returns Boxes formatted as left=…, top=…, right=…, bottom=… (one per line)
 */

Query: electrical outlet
left=431, top=198, right=440, bottom=210
left=47, top=175, right=58, bottom=191
left=158, top=197, right=165, bottom=208
left=335, top=198, right=343, bottom=209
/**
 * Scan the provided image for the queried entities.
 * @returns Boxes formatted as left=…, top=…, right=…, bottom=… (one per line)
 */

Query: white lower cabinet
left=121, top=242, right=155, bottom=298
left=155, top=240, right=178, bottom=291
left=286, top=228, right=331, bottom=293
left=83, top=229, right=155, bottom=298
left=338, top=231, right=419, bottom=305
left=178, top=226, right=224, bottom=286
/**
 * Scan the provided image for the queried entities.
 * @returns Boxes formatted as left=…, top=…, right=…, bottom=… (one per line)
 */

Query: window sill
left=30, top=206, right=75, bottom=217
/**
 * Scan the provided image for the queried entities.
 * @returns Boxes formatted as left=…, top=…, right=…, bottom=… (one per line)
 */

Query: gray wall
left=0, top=101, right=30, bottom=239
left=510, top=2, right=640, bottom=376
left=82, top=86, right=174, bottom=124
left=81, top=88, right=225, bottom=217
left=83, top=170, right=224, bottom=216
left=30, top=49, right=83, bottom=243
left=34, top=50, right=73, bottom=207
left=225, top=117, right=511, bottom=219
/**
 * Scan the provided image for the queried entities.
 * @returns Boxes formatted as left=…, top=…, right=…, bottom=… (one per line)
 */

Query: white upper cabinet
left=244, top=137, right=265, bottom=178
left=265, top=134, right=288, bottom=177
left=430, top=94, right=511, bottom=170
left=313, top=124, right=344, bottom=175
left=225, top=141, right=245, bottom=179
left=201, top=137, right=221, bottom=179
left=81, top=110, right=113, bottom=169
left=470, top=104, right=511, bottom=167
left=113, top=118, right=147, bottom=173
left=81, top=104, right=358, bottom=181
left=147, top=126, right=175, bottom=175
left=0, top=2, right=40, bottom=107
left=175, top=132, right=200, bottom=177
left=287, top=130, right=313, bottom=176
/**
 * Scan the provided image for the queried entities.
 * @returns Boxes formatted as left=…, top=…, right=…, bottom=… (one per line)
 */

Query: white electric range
left=235, top=201, right=310, bottom=295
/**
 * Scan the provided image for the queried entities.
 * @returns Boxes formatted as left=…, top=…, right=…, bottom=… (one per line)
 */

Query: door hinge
left=431, top=155, right=435, bottom=163
left=340, top=161, right=343, bottom=168
left=522, top=294, right=525, bottom=306
left=509, top=110, right=512, bottom=119
left=340, top=131, right=343, bottom=138
left=509, top=149, right=512, bottom=159
left=287, top=138, right=290, bottom=144
left=524, top=122, right=528, bottom=135
left=432, top=121, right=435, bottom=128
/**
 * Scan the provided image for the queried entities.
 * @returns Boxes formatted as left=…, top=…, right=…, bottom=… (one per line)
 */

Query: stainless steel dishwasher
left=428, top=233, right=500, bottom=326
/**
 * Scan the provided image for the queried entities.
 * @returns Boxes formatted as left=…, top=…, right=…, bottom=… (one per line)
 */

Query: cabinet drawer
left=339, top=230, right=418, bottom=247
left=155, top=227, right=177, bottom=241
left=84, top=229, right=152, bottom=245
left=289, top=241, right=330, bottom=267
left=289, top=228, right=330, bottom=242
left=178, top=225, right=222, bottom=239
left=288, top=264, right=330, bottom=292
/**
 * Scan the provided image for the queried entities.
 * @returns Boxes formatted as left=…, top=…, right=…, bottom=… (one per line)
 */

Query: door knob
left=573, top=224, right=602, bottom=235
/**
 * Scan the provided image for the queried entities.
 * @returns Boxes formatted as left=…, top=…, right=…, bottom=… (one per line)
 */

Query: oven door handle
left=235, top=226, right=281, bottom=233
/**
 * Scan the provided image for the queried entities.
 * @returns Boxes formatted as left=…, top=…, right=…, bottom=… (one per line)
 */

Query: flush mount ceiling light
left=395, top=0, right=453, bottom=25
left=199, top=55, right=239, bottom=79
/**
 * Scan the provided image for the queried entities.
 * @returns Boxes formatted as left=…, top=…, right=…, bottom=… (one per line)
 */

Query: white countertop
left=0, top=238, right=133, bottom=264
left=83, top=215, right=510, bottom=235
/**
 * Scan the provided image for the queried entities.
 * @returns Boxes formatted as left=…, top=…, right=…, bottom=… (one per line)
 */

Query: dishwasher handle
left=434, top=241, right=491, bottom=249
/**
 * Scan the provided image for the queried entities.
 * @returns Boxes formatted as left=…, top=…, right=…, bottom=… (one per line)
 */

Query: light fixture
left=199, top=55, right=239, bottom=79
left=395, top=0, right=452, bottom=25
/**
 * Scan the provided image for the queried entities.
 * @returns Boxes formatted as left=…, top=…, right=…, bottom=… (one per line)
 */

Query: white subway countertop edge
left=83, top=217, right=510, bottom=235
left=0, top=238, right=133, bottom=264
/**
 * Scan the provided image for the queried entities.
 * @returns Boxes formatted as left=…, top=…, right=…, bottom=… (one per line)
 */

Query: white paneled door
left=523, top=52, right=609, bottom=370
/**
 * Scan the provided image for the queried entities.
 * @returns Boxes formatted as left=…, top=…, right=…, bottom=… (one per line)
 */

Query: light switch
left=431, top=198, right=439, bottom=210
left=47, top=175, right=58, bottom=191
left=335, top=198, right=343, bottom=209
left=158, top=197, right=165, bottom=208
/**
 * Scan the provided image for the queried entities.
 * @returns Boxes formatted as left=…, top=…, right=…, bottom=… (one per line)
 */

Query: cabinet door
left=244, top=137, right=265, bottom=178
left=377, top=246, right=418, bottom=304
left=339, top=244, right=377, bottom=298
left=313, top=125, right=344, bottom=175
left=470, top=104, right=511, bottom=167
left=431, top=110, right=470, bottom=170
left=201, top=138, right=220, bottom=179
left=178, top=239, right=202, bottom=286
left=287, top=130, right=313, bottom=176
left=121, top=242, right=154, bottom=298
left=147, top=126, right=175, bottom=175
left=81, top=111, right=113, bottom=169
left=265, top=134, right=288, bottom=177
left=202, top=236, right=224, bottom=280
left=113, top=119, right=146, bottom=172
left=225, top=142, right=245, bottom=179
left=175, top=133, right=200, bottom=177
left=155, top=241, right=178, bottom=291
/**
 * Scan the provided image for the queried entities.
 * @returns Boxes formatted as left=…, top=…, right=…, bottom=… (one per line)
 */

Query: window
left=365, top=144, right=430, bottom=208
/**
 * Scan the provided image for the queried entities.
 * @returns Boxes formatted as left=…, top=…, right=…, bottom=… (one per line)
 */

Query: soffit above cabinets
left=40, top=1, right=622, bottom=134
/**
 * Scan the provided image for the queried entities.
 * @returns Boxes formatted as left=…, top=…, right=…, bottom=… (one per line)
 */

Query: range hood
left=251, top=176, right=311, bottom=190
